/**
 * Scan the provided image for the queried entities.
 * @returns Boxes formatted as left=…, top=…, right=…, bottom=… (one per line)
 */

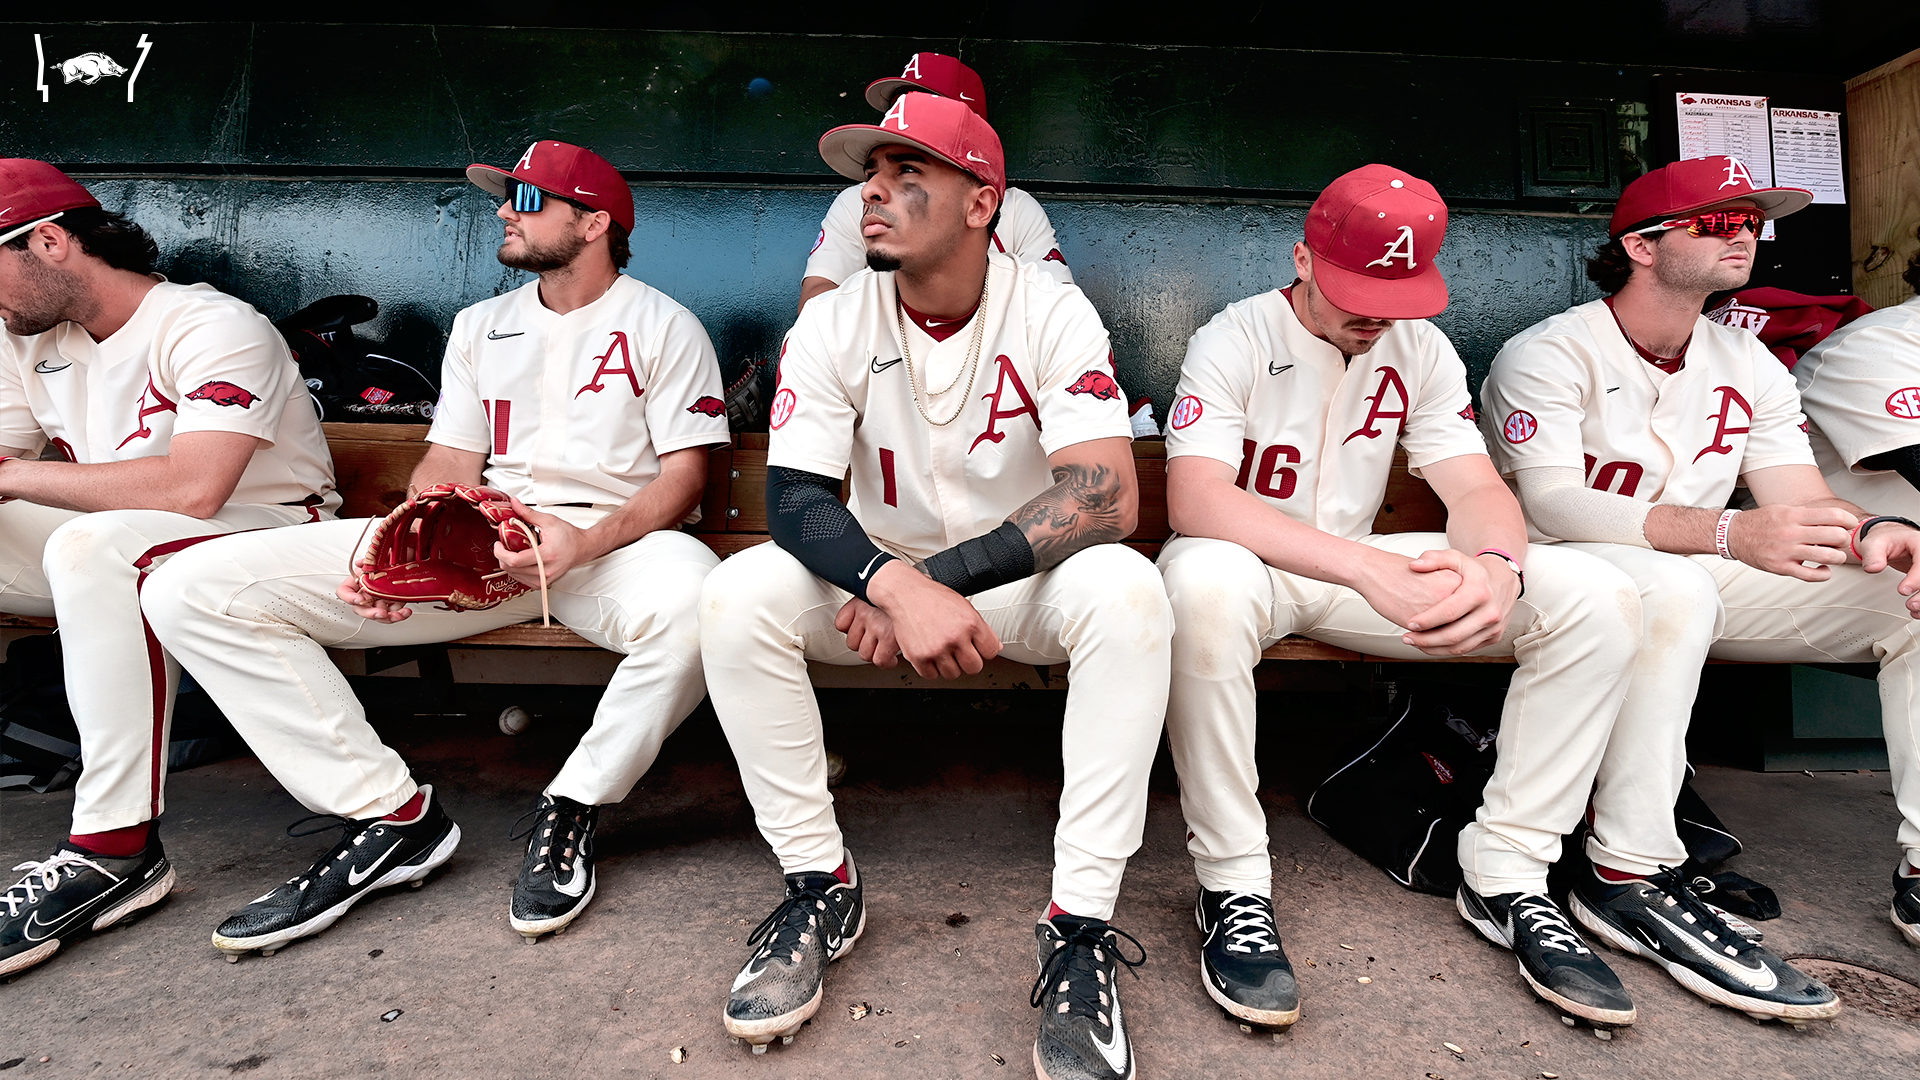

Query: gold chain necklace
left=897, top=270, right=990, bottom=427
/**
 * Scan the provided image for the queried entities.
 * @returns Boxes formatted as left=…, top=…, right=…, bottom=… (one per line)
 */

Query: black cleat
left=0, top=829, right=174, bottom=977
left=724, top=853, right=864, bottom=1053
left=212, top=785, right=459, bottom=961
left=1457, top=885, right=1635, bottom=1030
left=1893, top=867, right=1920, bottom=949
left=509, top=794, right=598, bottom=943
left=1195, top=889, right=1299, bottom=1030
left=1032, top=914, right=1147, bottom=1080
left=1572, top=866, right=1839, bottom=1025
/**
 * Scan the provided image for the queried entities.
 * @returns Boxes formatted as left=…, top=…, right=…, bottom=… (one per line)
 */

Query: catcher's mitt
left=354, top=483, right=548, bottom=624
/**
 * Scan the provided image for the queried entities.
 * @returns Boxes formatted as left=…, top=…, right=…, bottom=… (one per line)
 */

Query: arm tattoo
left=1010, top=461, right=1127, bottom=572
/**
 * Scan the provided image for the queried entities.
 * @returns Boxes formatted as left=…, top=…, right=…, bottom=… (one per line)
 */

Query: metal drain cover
left=1790, top=958, right=1920, bottom=1024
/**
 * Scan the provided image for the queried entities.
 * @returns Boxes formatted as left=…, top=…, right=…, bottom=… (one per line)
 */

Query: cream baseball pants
left=1157, top=534, right=1647, bottom=898
left=140, top=516, right=717, bottom=819
left=699, top=540, right=1172, bottom=921
left=1563, top=543, right=1920, bottom=875
left=0, top=499, right=316, bottom=833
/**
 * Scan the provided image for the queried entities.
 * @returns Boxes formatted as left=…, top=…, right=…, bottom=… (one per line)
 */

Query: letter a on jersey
left=970, top=355, right=1041, bottom=453
left=1365, top=226, right=1417, bottom=270
left=1691, top=385, right=1753, bottom=462
left=576, top=331, right=645, bottom=398
left=1343, top=366, right=1411, bottom=443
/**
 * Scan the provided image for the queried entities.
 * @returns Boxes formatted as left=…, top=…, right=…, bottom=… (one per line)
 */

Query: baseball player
left=1160, top=164, right=1660, bottom=1033
left=139, top=140, right=729, bottom=959
left=1779, top=242, right=1920, bottom=945
left=796, top=52, right=1071, bottom=314
left=0, top=159, right=336, bottom=978
left=701, top=93, right=1171, bottom=1079
left=1480, top=155, right=1902, bottom=1020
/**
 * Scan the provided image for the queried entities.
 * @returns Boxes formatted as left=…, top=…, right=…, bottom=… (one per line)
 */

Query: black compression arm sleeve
left=1862, top=444, right=1920, bottom=495
left=766, top=466, right=897, bottom=602
left=920, top=521, right=1037, bottom=596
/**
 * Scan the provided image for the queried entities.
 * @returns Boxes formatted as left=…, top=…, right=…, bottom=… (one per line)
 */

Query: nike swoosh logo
left=34, top=359, right=72, bottom=373
left=732, top=958, right=770, bottom=992
left=959, top=93, right=974, bottom=101
left=965, top=151, right=989, bottom=164
left=487, top=330, right=525, bottom=340
left=871, top=356, right=903, bottom=373
left=574, top=187, right=599, bottom=197
left=1269, top=363, right=1293, bottom=376
left=1649, top=905, right=1778, bottom=990
left=1091, top=991, right=1128, bottom=1072
left=346, top=840, right=403, bottom=887
left=24, top=905, right=91, bottom=943
left=1607, top=386, right=1620, bottom=393
left=856, top=553, right=888, bottom=581
left=552, top=859, right=590, bottom=898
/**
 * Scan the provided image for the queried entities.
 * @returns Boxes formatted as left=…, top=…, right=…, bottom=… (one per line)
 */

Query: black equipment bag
left=274, top=295, right=439, bottom=423
left=0, top=633, right=242, bottom=792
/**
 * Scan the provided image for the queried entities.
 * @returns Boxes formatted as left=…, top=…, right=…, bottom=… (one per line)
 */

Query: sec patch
left=770, top=388, right=797, bottom=430
left=1168, top=395, right=1203, bottom=430
left=1887, top=388, right=1920, bottom=419
left=1502, top=410, right=1537, bottom=444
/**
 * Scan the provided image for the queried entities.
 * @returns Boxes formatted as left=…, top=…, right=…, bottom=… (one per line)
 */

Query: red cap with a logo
left=0, top=159, right=102, bottom=246
left=1609, top=156, right=1811, bottom=238
left=864, top=53, right=989, bottom=120
left=1304, top=164, right=1449, bottom=320
left=819, top=92, right=1005, bottom=197
left=466, top=141, right=635, bottom=234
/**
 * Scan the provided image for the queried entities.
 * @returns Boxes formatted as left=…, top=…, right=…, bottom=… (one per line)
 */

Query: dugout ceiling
left=0, top=16, right=1908, bottom=412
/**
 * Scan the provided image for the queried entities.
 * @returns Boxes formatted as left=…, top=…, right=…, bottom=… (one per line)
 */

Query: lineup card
left=1676, top=92, right=1777, bottom=238
left=1770, top=108, right=1846, bottom=205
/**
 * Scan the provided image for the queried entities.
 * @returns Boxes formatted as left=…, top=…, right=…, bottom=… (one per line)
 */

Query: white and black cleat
left=1457, top=885, right=1637, bottom=1031
left=724, top=853, right=864, bottom=1053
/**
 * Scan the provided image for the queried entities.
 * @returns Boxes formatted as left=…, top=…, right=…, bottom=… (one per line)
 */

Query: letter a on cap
left=1719, top=158, right=1754, bottom=190
left=902, top=54, right=921, bottom=78
left=882, top=96, right=910, bottom=131
left=1366, top=226, right=1418, bottom=270
left=515, top=143, right=538, bottom=173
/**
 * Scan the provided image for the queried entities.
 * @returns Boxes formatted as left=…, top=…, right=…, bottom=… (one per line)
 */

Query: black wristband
left=1857, top=515, right=1920, bottom=544
left=919, top=521, right=1036, bottom=597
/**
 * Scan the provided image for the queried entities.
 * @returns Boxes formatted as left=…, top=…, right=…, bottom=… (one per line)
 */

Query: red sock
left=1904, top=861, right=1920, bottom=879
left=69, top=822, right=150, bottom=857
left=1593, top=864, right=1646, bottom=884
left=383, top=790, right=426, bottom=823
left=833, top=861, right=850, bottom=885
left=1046, top=901, right=1074, bottom=920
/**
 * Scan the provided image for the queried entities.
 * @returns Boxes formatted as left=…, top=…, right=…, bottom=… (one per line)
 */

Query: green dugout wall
left=0, top=20, right=1880, bottom=414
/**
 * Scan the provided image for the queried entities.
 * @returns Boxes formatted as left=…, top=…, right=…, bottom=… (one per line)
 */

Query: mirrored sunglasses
left=508, top=179, right=547, bottom=213
left=1640, top=208, right=1766, bottom=238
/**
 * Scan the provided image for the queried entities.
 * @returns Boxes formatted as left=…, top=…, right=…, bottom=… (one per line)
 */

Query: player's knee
left=1634, top=555, right=1721, bottom=645
left=698, top=543, right=807, bottom=638
left=43, top=512, right=147, bottom=578
left=1057, top=543, right=1174, bottom=633
left=1159, top=541, right=1266, bottom=657
left=137, top=563, right=199, bottom=643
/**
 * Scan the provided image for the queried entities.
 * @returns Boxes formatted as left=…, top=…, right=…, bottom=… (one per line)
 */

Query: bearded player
left=140, top=140, right=729, bottom=959
left=0, top=159, right=337, bottom=977
left=796, top=51, right=1071, bottom=313
left=1160, top=164, right=1662, bottom=1032
left=1480, top=156, right=1898, bottom=1020
left=701, top=94, right=1171, bottom=1079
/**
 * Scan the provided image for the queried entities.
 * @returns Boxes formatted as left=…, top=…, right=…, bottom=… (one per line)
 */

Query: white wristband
left=1715, top=508, right=1741, bottom=560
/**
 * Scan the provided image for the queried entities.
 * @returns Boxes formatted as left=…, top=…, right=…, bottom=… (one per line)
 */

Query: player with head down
left=0, top=160, right=337, bottom=977
left=796, top=51, right=1071, bottom=314
left=140, top=140, right=729, bottom=959
left=1158, top=165, right=1661, bottom=1034
left=1480, top=156, right=1884, bottom=1022
left=700, top=94, right=1172, bottom=1079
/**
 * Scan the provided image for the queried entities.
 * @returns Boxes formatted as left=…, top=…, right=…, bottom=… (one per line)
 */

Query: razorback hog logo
left=187, top=381, right=257, bottom=408
left=1065, top=370, right=1120, bottom=400
left=687, top=395, right=726, bottom=417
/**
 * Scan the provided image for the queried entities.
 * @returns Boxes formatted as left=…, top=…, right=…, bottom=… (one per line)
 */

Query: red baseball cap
left=0, top=159, right=102, bottom=246
left=819, top=92, right=1005, bottom=197
left=466, top=141, right=635, bottom=235
left=1304, top=164, right=1449, bottom=320
left=864, top=53, right=989, bottom=120
left=1609, top=156, right=1811, bottom=238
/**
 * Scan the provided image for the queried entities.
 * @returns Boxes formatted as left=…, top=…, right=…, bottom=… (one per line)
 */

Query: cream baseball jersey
left=1794, top=295, right=1920, bottom=518
left=1482, top=300, right=1813, bottom=520
left=0, top=281, right=337, bottom=511
left=1164, top=288, right=1486, bottom=541
left=771, top=252, right=1130, bottom=561
left=428, top=276, right=729, bottom=515
left=804, top=184, right=1072, bottom=287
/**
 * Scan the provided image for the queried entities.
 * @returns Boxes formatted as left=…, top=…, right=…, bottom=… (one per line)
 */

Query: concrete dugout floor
left=4, top=684, right=1919, bottom=1079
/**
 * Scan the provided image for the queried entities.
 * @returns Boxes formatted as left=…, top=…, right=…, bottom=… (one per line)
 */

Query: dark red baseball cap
left=864, top=53, right=989, bottom=120
left=1304, top=164, right=1449, bottom=320
left=0, top=159, right=102, bottom=246
left=1609, top=156, right=1811, bottom=238
left=466, top=141, right=635, bottom=235
left=819, top=92, right=1005, bottom=197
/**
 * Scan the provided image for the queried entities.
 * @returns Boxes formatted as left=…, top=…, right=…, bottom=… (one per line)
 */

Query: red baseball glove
left=354, top=483, right=548, bottom=623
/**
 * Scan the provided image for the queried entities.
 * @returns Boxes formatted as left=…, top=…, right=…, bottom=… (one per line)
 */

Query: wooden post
left=1847, top=47, right=1920, bottom=308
